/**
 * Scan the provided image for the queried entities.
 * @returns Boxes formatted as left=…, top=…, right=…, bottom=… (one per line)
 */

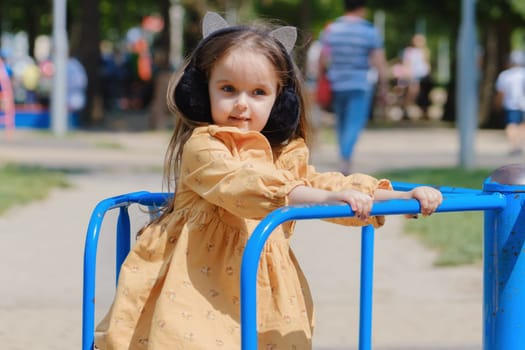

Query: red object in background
left=39, top=60, right=55, bottom=77
left=142, top=15, right=164, bottom=32
left=0, top=58, right=16, bottom=136
left=133, top=38, right=152, bottom=82
left=316, top=71, right=333, bottom=112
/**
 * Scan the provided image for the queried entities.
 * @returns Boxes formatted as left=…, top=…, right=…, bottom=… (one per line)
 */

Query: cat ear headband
left=202, top=11, right=297, bottom=53
left=174, top=12, right=301, bottom=145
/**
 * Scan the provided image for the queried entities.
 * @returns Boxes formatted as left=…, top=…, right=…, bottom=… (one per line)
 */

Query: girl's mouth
left=229, top=116, right=249, bottom=122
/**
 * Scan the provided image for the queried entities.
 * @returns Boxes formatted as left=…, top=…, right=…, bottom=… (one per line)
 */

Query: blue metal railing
left=82, top=191, right=171, bottom=350
left=240, top=192, right=506, bottom=350
left=82, top=173, right=525, bottom=350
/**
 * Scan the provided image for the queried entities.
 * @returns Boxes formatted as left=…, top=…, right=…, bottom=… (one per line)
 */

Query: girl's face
left=208, top=48, right=279, bottom=132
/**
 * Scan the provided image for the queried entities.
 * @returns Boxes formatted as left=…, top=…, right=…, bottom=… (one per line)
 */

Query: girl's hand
left=329, top=189, right=374, bottom=221
left=288, top=186, right=372, bottom=221
left=409, top=186, right=443, bottom=216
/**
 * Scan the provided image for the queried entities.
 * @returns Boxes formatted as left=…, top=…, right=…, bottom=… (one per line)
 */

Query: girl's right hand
left=288, top=185, right=372, bottom=221
left=329, top=189, right=373, bottom=221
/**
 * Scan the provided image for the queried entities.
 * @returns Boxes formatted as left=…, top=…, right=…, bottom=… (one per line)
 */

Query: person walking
left=402, top=33, right=431, bottom=118
left=66, top=56, right=87, bottom=127
left=495, top=50, right=525, bottom=156
left=320, top=0, right=388, bottom=174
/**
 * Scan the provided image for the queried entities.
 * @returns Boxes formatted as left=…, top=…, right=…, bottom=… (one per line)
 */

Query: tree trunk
left=75, top=0, right=101, bottom=126
left=478, top=24, right=498, bottom=127
left=155, top=0, right=171, bottom=53
left=26, top=6, right=38, bottom=58
left=297, top=0, right=313, bottom=72
left=0, top=0, right=3, bottom=37
left=478, top=20, right=512, bottom=128
left=148, top=0, right=172, bottom=130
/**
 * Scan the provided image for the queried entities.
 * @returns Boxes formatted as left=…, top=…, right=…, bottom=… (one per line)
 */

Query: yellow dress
left=95, top=125, right=391, bottom=349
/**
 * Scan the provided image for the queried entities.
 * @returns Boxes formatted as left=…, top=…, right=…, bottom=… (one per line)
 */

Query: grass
left=93, top=140, right=126, bottom=150
left=373, top=167, right=493, bottom=266
left=0, top=163, right=72, bottom=215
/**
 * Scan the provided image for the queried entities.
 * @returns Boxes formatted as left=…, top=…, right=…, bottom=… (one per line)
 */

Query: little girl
left=95, top=12, right=442, bottom=349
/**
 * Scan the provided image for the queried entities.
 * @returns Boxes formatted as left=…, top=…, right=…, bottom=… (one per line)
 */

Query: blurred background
left=0, top=0, right=523, bottom=132
left=2, top=2, right=525, bottom=349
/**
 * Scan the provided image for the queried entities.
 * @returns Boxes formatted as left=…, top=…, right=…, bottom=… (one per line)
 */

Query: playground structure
left=0, top=57, right=15, bottom=135
left=0, top=56, right=66, bottom=131
left=83, top=163, right=525, bottom=350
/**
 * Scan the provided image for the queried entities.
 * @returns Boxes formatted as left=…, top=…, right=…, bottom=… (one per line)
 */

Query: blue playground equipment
left=83, top=164, right=525, bottom=350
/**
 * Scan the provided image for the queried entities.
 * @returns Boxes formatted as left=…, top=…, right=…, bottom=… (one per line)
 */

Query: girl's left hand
left=409, top=186, right=443, bottom=216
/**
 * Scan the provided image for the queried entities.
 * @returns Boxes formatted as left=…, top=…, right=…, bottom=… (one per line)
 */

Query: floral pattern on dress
left=95, top=126, right=390, bottom=349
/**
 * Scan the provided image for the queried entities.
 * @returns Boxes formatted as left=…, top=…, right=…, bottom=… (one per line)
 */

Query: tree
left=70, top=0, right=164, bottom=125
left=71, top=0, right=102, bottom=125
left=2, top=0, right=53, bottom=58
left=2, top=0, right=523, bottom=128
left=476, top=1, right=525, bottom=127
left=369, top=0, right=525, bottom=127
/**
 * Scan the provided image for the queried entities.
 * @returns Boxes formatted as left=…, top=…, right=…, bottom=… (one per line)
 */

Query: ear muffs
left=174, top=66, right=212, bottom=123
left=262, top=84, right=300, bottom=144
left=173, top=27, right=301, bottom=145
left=175, top=65, right=300, bottom=145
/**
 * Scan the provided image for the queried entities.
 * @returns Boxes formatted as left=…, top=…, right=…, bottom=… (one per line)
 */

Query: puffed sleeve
left=180, top=127, right=307, bottom=220
left=307, top=166, right=392, bottom=228
left=277, top=138, right=392, bottom=228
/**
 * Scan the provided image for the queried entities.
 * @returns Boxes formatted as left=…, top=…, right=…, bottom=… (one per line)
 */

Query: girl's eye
left=253, top=89, right=266, bottom=96
left=221, top=85, right=235, bottom=93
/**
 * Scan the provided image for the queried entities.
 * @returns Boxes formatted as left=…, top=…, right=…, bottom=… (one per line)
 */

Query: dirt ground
left=1, top=125, right=516, bottom=349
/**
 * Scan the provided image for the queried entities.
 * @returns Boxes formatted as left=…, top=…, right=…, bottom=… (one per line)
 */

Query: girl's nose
left=234, top=93, right=248, bottom=111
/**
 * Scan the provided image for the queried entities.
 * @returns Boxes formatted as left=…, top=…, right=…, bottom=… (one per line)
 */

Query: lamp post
left=456, top=0, right=478, bottom=168
left=169, top=0, right=184, bottom=69
left=51, top=0, right=68, bottom=136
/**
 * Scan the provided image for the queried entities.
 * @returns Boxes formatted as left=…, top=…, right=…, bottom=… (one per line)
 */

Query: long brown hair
left=160, top=23, right=311, bottom=216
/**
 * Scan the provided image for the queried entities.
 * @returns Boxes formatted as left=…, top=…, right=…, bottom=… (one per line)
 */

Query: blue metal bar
left=83, top=190, right=507, bottom=350
left=359, top=225, right=375, bottom=350
left=392, top=181, right=482, bottom=194
left=116, top=206, right=131, bottom=284
left=240, top=192, right=506, bottom=350
left=483, top=182, right=525, bottom=348
left=83, top=196, right=122, bottom=350
left=82, top=191, right=171, bottom=350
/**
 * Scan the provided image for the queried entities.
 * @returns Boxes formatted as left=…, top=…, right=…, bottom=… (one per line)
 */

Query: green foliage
left=374, top=167, right=492, bottom=266
left=97, top=0, right=161, bottom=40
left=0, top=164, right=71, bottom=215
left=510, top=0, right=525, bottom=18
left=375, top=167, right=491, bottom=189
left=255, top=0, right=343, bottom=36
left=512, top=29, right=525, bottom=50
left=2, top=0, right=53, bottom=35
left=2, top=0, right=521, bottom=63
left=368, top=2, right=460, bottom=61
left=406, top=211, right=482, bottom=266
left=3, top=0, right=524, bottom=126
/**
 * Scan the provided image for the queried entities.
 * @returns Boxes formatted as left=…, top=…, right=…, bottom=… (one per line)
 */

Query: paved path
left=0, top=126, right=517, bottom=349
